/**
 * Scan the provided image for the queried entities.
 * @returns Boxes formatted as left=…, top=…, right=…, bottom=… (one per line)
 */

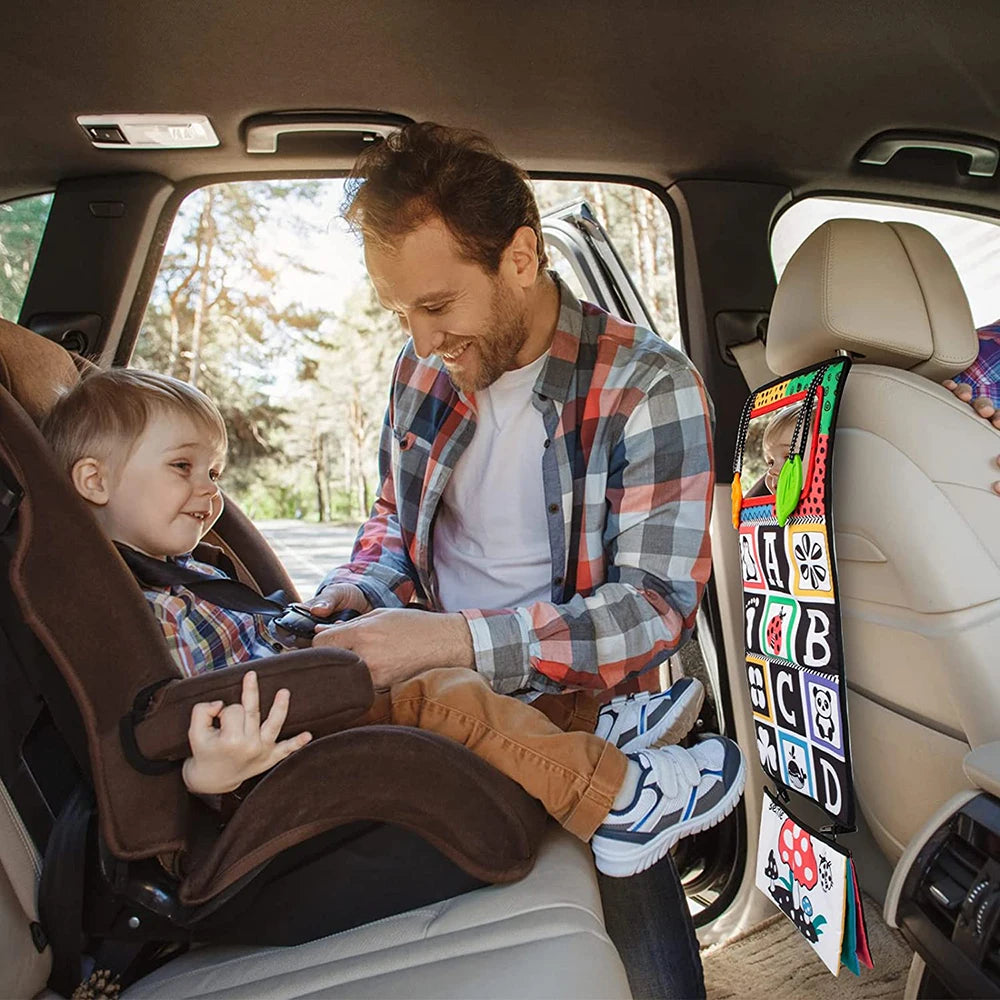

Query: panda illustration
left=813, top=687, right=837, bottom=742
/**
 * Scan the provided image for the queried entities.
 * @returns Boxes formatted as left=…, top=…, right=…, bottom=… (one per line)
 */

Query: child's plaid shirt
left=142, top=554, right=281, bottom=677
left=322, top=278, right=715, bottom=698
left=953, top=321, right=1000, bottom=408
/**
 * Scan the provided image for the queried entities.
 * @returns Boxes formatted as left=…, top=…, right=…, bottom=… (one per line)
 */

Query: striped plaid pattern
left=323, top=277, right=715, bottom=697
left=953, top=321, right=1000, bottom=408
left=142, top=554, right=280, bottom=677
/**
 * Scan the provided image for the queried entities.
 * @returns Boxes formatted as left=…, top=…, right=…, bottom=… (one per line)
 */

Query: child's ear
left=71, top=457, right=111, bottom=506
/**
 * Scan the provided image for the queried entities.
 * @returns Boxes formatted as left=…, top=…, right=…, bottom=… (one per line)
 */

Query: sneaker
left=591, top=736, right=746, bottom=878
left=594, top=677, right=705, bottom=753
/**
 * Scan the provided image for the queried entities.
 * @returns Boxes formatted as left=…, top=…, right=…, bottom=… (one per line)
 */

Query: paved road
left=255, top=519, right=362, bottom=599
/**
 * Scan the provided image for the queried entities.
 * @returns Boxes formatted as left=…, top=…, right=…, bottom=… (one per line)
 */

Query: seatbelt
left=730, top=338, right=776, bottom=391
left=114, top=544, right=287, bottom=618
left=38, top=784, right=92, bottom=997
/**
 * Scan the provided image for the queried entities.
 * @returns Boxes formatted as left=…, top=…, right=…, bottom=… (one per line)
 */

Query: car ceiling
left=4, top=0, right=1000, bottom=204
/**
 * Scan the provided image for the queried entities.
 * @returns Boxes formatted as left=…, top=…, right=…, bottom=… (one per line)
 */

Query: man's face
left=366, top=217, right=529, bottom=394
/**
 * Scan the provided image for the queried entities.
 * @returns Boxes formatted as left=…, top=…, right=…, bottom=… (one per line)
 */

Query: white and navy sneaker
left=594, top=677, right=705, bottom=753
left=591, top=736, right=746, bottom=878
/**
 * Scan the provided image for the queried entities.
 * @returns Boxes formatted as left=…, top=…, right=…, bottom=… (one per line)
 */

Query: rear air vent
left=896, top=794, right=1000, bottom=998
left=920, top=835, right=987, bottom=937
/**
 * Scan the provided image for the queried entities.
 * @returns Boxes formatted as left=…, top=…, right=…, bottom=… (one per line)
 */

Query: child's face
left=94, top=412, right=226, bottom=558
left=763, top=423, right=795, bottom=493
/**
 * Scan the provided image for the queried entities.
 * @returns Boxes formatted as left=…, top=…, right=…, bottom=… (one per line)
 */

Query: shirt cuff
left=462, top=608, right=533, bottom=694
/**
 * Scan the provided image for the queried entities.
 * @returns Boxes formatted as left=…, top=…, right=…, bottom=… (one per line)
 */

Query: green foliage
left=134, top=182, right=336, bottom=517
left=133, top=178, right=677, bottom=526
left=0, top=194, right=53, bottom=320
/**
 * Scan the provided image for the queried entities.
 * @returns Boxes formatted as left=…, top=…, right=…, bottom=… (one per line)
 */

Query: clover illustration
left=757, top=726, right=777, bottom=772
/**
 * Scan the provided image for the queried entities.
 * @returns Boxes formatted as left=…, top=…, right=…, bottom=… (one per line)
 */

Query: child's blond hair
left=42, top=368, right=227, bottom=476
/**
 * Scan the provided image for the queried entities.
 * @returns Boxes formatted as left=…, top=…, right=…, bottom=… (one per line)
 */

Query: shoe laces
left=644, top=745, right=702, bottom=799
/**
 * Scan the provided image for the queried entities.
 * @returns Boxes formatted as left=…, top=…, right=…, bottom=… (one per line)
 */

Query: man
left=308, top=122, right=715, bottom=998
left=310, top=123, right=713, bottom=706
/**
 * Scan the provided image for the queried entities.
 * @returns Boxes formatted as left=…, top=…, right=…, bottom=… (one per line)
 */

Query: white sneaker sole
left=615, top=679, right=705, bottom=754
left=592, top=752, right=746, bottom=878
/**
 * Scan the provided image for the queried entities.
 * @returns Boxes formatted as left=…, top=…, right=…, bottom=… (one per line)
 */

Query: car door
left=541, top=201, right=743, bottom=921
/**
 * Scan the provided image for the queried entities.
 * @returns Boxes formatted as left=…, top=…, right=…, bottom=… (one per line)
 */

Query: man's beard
left=443, top=279, right=529, bottom=395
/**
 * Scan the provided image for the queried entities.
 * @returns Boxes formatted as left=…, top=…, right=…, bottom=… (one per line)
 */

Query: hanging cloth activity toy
left=732, top=356, right=872, bottom=977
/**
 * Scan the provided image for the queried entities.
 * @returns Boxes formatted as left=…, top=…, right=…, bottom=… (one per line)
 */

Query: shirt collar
left=535, top=272, right=586, bottom=405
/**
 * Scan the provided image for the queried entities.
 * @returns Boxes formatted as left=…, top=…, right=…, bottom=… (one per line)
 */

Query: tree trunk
left=313, top=431, right=327, bottom=522
left=188, top=188, right=217, bottom=387
left=635, top=191, right=660, bottom=319
left=167, top=306, right=181, bottom=377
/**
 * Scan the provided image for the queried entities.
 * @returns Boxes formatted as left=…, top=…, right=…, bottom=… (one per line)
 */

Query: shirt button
left=548, top=503, right=559, bottom=514
left=554, top=576, right=564, bottom=586
left=543, top=439, right=551, bottom=448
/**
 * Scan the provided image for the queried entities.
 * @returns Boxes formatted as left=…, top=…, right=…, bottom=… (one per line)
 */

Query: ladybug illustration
left=766, top=607, right=786, bottom=656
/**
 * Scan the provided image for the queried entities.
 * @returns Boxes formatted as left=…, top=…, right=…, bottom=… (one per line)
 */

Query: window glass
left=0, top=193, right=53, bottom=321
left=772, top=196, right=1000, bottom=327
left=137, top=179, right=679, bottom=595
left=534, top=181, right=679, bottom=341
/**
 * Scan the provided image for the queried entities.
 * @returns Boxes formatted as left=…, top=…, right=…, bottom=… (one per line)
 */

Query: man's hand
left=181, top=670, right=312, bottom=795
left=313, top=608, right=475, bottom=689
left=307, top=582, right=372, bottom=619
left=942, top=379, right=1000, bottom=495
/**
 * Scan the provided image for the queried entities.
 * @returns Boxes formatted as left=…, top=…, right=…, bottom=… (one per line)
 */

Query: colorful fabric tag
left=756, top=789, right=871, bottom=976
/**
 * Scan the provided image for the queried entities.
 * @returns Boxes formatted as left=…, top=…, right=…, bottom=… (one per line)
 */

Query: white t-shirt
left=433, top=352, right=552, bottom=613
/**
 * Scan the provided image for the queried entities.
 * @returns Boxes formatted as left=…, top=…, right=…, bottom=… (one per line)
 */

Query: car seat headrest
left=767, top=218, right=978, bottom=381
left=0, top=319, right=90, bottom=425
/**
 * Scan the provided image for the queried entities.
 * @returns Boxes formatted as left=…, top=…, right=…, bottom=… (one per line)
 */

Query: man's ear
left=505, top=226, right=540, bottom=289
left=71, top=457, right=111, bottom=506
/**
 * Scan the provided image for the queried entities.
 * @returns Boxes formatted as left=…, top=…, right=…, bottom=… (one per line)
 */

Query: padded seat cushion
left=0, top=319, right=81, bottom=425
left=125, top=828, right=631, bottom=999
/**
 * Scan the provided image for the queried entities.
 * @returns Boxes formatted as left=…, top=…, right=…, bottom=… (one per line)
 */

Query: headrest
left=0, top=319, right=84, bottom=425
left=767, top=219, right=978, bottom=381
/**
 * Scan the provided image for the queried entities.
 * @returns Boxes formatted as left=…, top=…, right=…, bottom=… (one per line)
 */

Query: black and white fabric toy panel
left=732, top=356, right=872, bottom=976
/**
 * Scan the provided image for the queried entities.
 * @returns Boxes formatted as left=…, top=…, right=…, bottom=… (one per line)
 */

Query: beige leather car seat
left=766, top=217, right=1000, bottom=863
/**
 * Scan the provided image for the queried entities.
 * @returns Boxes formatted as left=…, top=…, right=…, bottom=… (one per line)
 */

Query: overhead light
left=77, top=114, right=219, bottom=150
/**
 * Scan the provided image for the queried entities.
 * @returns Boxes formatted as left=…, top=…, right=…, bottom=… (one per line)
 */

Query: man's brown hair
left=343, top=122, right=548, bottom=273
left=42, top=368, right=227, bottom=477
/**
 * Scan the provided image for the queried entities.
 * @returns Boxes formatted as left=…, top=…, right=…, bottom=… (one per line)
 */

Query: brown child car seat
left=0, top=320, right=547, bottom=995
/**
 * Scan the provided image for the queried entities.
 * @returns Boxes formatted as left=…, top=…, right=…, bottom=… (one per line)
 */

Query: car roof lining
left=4, top=0, right=1000, bottom=207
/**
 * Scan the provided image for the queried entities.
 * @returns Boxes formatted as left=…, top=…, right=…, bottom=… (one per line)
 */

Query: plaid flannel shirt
left=142, top=555, right=280, bottom=677
left=323, top=277, right=715, bottom=697
left=952, top=321, right=1000, bottom=408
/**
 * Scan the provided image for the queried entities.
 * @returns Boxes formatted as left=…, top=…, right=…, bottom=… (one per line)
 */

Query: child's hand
left=181, top=670, right=312, bottom=795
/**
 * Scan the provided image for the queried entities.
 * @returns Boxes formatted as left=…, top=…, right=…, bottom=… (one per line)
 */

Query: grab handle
left=858, top=132, right=999, bottom=178
left=244, top=113, right=410, bottom=154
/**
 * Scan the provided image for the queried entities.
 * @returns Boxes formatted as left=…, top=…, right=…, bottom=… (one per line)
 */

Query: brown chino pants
left=356, top=668, right=628, bottom=840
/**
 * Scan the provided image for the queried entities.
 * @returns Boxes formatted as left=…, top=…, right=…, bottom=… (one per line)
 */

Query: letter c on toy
left=776, top=671, right=797, bottom=727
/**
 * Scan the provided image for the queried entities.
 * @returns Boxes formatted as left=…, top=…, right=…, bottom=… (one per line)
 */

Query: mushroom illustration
left=778, top=818, right=818, bottom=912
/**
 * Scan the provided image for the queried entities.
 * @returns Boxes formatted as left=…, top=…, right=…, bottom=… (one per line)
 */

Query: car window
left=135, top=179, right=679, bottom=596
left=771, top=196, right=1000, bottom=327
left=0, top=193, right=53, bottom=322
